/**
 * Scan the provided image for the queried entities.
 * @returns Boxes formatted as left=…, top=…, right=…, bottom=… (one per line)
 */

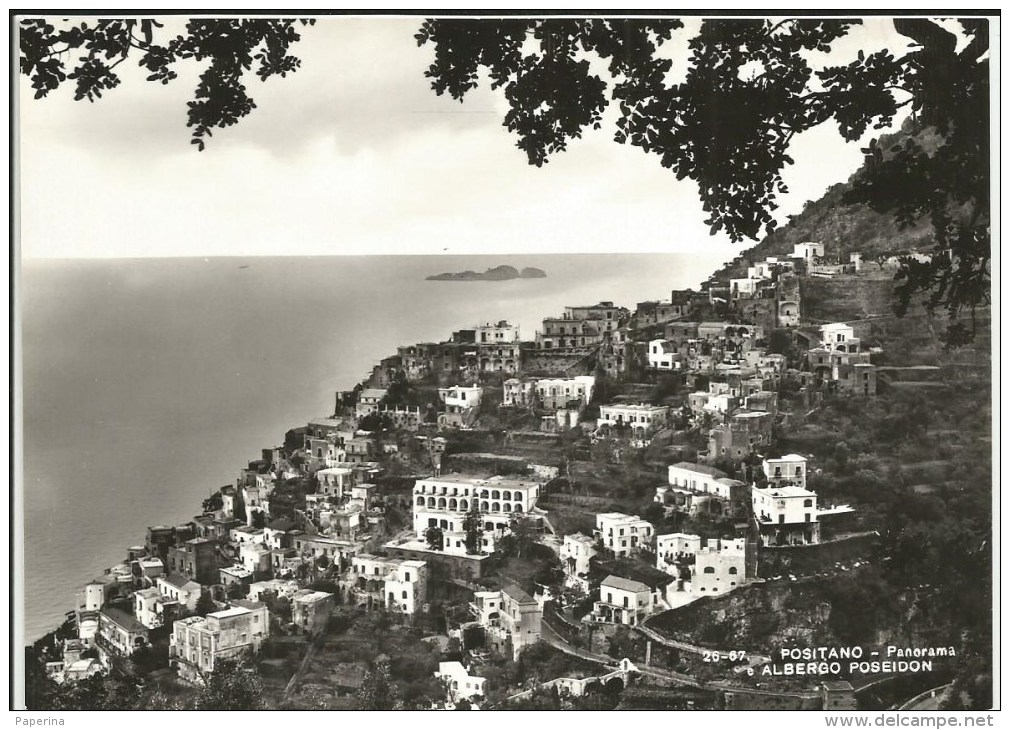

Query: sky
left=16, top=15, right=917, bottom=260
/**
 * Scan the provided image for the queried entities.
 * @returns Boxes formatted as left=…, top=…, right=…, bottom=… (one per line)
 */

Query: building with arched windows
left=411, top=474, right=543, bottom=555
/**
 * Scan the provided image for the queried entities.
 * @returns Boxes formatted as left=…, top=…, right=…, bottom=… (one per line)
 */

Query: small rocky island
left=426, top=264, right=546, bottom=281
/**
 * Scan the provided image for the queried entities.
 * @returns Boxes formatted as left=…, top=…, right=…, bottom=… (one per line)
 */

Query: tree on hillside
left=355, top=662, right=399, bottom=710
left=195, top=659, right=266, bottom=711
left=19, top=17, right=989, bottom=334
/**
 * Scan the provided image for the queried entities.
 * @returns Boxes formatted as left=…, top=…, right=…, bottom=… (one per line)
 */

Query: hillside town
left=28, top=239, right=987, bottom=711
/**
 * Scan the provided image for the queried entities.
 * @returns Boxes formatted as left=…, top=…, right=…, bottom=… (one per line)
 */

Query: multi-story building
left=133, top=587, right=173, bottom=629
left=820, top=323, right=860, bottom=353
left=435, top=661, right=486, bottom=704
left=595, top=513, right=653, bottom=558
left=156, top=573, right=202, bottom=614
left=96, top=608, right=150, bottom=660
left=535, top=375, right=596, bottom=409
left=291, top=590, right=336, bottom=635
left=590, top=576, right=657, bottom=626
left=412, top=474, right=542, bottom=555
left=169, top=602, right=270, bottom=683
left=349, top=553, right=430, bottom=614
left=656, top=533, right=747, bottom=600
left=317, top=466, right=356, bottom=499
left=763, top=454, right=808, bottom=489
left=502, top=378, right=535, bottom=407
left=355, top=388, right=387, bottom=418
left=658, top=462, right=750, bottom=518
left=438, top=385, right=483, bottom=413
left=752, top=485, right=820, bottom=546
left=596, top=404, right=669, bottom=438
left=474, top=321, right=520, bottom=344
left=470, top=583, right=542, bottom=659
left=165, top=538, right=218, bottom=586
left=647, top=339, right=680, bottom=371
left=561, top=533, right=596, bottom=588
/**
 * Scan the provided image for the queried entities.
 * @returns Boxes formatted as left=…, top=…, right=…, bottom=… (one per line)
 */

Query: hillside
left=708, top=125, right=937, bottom=283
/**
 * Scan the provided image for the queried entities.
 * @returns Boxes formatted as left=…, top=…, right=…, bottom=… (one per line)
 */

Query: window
left=402, top=591, right=407, bottom=599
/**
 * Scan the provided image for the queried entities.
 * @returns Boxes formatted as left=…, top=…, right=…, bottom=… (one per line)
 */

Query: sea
left=20, top=252, right=727, bottom=643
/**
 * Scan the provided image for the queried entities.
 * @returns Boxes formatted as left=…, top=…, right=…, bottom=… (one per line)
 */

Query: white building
left=317, top=466, right=356, bottom=499
left=535, top=375, right=596, bottom=409
left=355, top=388, right=387, bottom=418
left=502, top=378, right=535, bottom=407
left=169, top=603, right=269, bottom=683
left=591, top=576, right=657, bottom=625
left=470, top=584, right=542, bottom=659
left=133, top=587, right=171, bottom=629
left=156, top=574, right=202, bottom=614
left=349, top=554, right=429, bottom=615
left=648, top=339, right=679, bottom=370
left=820, top=322, right=860, bottom=353
left=792, top=242, right=825, bottom=261
left=752, top=485, right=820, bottom=546
left=763, top=454, right=808, bottom=489
left=435, top=661, right=486, bottom=704
left=475, top=321, right=520, bottom=343
left=247, top=579, right=300, bottom=603
left=438, top=385, right=483, bottom=412
left=561, top=533, right=596, bottom=587
left=595, top=513, right=653, bottom=558
left=412, top=474, right=542, bottom=555
left=656, top=533, right=747, bottom=601
left=596, top=403, right=670, bottom=437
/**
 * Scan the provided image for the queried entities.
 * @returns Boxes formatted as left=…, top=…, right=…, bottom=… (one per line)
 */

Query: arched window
left=728, top=567, right=738, bottom=575
left=491, top=502, right=500, bottom=512
left=427, top=497, right=436, bottom=508
left=481, top=501, right=489, bottom=511
left=459, top=500, right=468, bottom=511
left=513, top=504, right=523, bottom=513
left=448, top=499, right=457, bottom=510
left=803, top=499, right=813, bottom=507
left=491, top=490, right=500, bottom=500
left=703, top=566, right=716, bottom=574
left=416, top=496, right=424, bottom=506
left=503, top=503, right=511, bottom=512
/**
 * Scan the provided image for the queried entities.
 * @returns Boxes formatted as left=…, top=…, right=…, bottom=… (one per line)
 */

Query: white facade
left=592, top=576, right=657, bottom=625
left=412, top=474, right=542, bottom=555
left=657, top=533, right=746, bottom=597
left=438, top=385, right=483, bottom=412
left=595, top=513, right=653, bottom=558
left=752, top=485, right=818, bottom=525
left=648, top=339, right=678, bottom=370
left=820, top=323, right=855, bottom=348
left=475, top=321, right=519, bottom=343
left=666, top=463, right=742, bottom=501
left=355, top=388, right=387, bottom=417
left=535, top=376, right=596, bottom=407
left=502, top=378, right=535, bottom=407
left=792, top=242, right=825, bottom=261
left=156, top=575, right=201, bottom=613
left=763, top=454, right=808, bottom=489
left=248, top=579, right=300, bottom=602
left=170, top=604, right=269, bottom=682
left=317, top=466, right=356, bottom=498
left=436, top=661, right=486, bottom=703
left=597, top=404, right=669, bottom=435
left=561, top=533, right=596, bottom=583
left=133, top=587, right=169, bottom=629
